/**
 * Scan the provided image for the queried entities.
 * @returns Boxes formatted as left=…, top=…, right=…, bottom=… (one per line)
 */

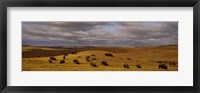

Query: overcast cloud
left=22, top=21, right=178, bottom=46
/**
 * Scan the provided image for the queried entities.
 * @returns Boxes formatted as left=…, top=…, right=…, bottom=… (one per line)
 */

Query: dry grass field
left=22, top=45, right=178, bottom=71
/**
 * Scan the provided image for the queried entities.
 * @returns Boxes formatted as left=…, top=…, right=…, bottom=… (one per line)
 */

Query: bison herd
left=47, top=51, right=175, bottom=70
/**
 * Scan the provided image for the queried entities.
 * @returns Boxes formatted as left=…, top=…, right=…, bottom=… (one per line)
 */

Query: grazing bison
left=159, top=64, right=168, bottom=69
left=105, top=53, right=114, bottom=57
left=86, top=58, right=91, bottom=62
left=60, top=60, right=65, bottom=64
left=172, top=62, right=176, bottom=66
left=124, top=64, right=129, bottom=68
left=127, top=58, right=131, bottom=60
left=136, top=64, right=141, bottom=69
left=169, top=62, right=176, bottom=66
left=63, top=55, right=66, bottom=59
left=73, top=59, right=80, bottom=64
left=91, top=54, right=95, bottom=56
left=101, top=61, right=109, bottom=66
left=50, top=56, right=57, bottom=61
left=90, top=62, right=98, bottom=67
left=91, top=58, right=97, bottom=60
left=86, top=56, right=91, bottom=62
left=72, top=51, right=77, bottom=54
left=49, top=59, right=53, bottom=63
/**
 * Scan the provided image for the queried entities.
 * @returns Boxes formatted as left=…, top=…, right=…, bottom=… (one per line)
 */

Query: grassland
left=22, top=45, right=178, bottom=71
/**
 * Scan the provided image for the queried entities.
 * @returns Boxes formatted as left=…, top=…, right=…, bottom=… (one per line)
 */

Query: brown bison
left=127, top=58, right=131, bottom=60
left=50, top=56, right=57, bottom=61
left=159, top=64, right=168, bottom=69
left=169, top=62, right=176, bottom=66
left=60, top=60, right=65, bottom=64
left=91, top=58, right=97, bottom=60
left=101, top=61, right=109, bottom=66
left=91, top=54, right=95, bottom=56
left=72, top=51, right=77, bottom=54
left=124, top=64, right=129, bottom=68
left=172, top=62, right=176, bottom=66
left=86, top=56, right=91, bottom=62
left=49, top=59, right=53, bottom=63
left=105, top=53, right=114, bottom=57
left=136, top=64, right=141, bottom=69
left=90, top=62, right=98, bottom=67
left=73, top=59, right=80, bottom=64
left=63, top=55, right=66, bottom=59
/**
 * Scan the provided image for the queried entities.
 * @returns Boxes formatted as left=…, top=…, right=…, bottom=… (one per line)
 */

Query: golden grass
left=22, top=46, right=178, bottom=71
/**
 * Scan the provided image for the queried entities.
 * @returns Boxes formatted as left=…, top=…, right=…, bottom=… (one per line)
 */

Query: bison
left=136, top=64, right=141, bottom=69
left=49, top=59, right=53, bottom=63
left=159, top=64, right=168, bottom=69
left=50, top=56, right=57, bottom=61
left=127, top=58, right=131, bottom=60
left=72, top=51, right=77, bottom=54
left=124, top=64, right=129, bottom=68
left=60, top=60, right=65, bottom=64
left=86, top=56, right=91, bottom=62
left=63, top=55, right=66, bottom=59
left=101, top=61, right=109, bottom=66
left=91, top=54, right=95, bottom=56
left=73, top=59, right=80, bottom=64
left=172, top=62, right=176, bottom=66
left=105, top=53, right=114, bottom=57
left=91, top=58, right=97, bottom=60
left=169, top=62, right=176, bottom=66
left=86, top=56, right=90, bottom=59
left=90, top=62, right=98, bottom=67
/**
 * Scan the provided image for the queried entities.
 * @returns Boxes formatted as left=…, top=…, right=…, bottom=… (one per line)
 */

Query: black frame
left=0, top=0, right=199, bottom=93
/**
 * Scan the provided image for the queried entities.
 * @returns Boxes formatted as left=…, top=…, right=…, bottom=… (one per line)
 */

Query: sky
left=22, top=22, right=178, bottom=46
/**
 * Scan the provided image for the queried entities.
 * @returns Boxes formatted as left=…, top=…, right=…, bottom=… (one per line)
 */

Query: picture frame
left=0, top=0, right=199, bottom=93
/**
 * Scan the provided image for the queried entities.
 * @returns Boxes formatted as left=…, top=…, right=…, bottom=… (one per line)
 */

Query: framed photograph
left=0, top=0, right=199, bottom=93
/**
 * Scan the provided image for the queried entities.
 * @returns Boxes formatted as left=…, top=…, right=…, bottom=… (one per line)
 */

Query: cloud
left=22, top=21, right=178, bottom=46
